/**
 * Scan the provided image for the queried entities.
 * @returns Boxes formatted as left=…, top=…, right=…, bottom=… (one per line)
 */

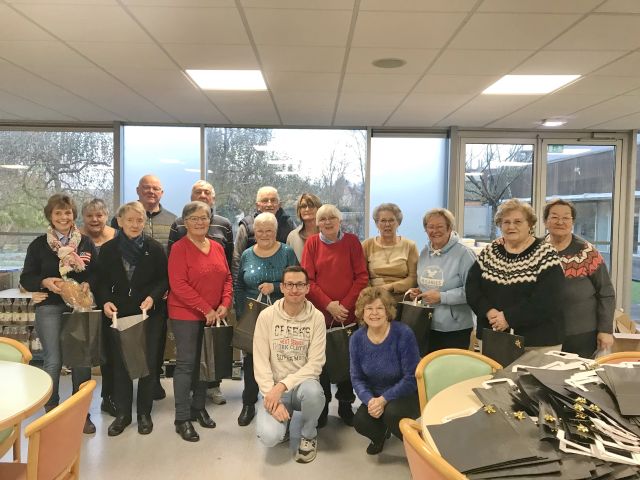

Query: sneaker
left=207, top=387, right=227, bottom=405
left=295, top=437, right=317, bottom=463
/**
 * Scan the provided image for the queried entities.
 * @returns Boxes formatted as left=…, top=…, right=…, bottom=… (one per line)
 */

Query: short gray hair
left=182, top=201, right=211, bottom=220
left=316, top=204, right=342, bottom=223
left=117, top=201, right=146, bottom=219
left=494, top=199, right=536, bottom=228
left=192, top=180, right=215, bottom=196
left=82, top=198, right=109, bottom=216
left=373, top=203, right=403, bottom=225
left=423, top=208, right=456, bottom=230
left=254, top=212, right=277, bottom=229
left=256, top=186, right=279, bottom=202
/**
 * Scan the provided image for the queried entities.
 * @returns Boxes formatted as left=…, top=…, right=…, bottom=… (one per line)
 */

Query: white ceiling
left=0, top=0, right=639, bottom=129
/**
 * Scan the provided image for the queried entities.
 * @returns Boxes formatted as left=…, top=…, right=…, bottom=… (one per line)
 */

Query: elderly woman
left=79, top=198, right=117, bottom=418
left=168, top=201, right=233, bottom=442
left=408, top=208, right=476, bottom=353
left=301, top=204, right=369, bottom=427
left=350, top=287, right=420, bottom=455
left=235, top=212, right=298, bottom=427
left=287, top=193, right=323, bottom=261
left=466, top=199, right=565, bottom=351
left=20, top=193, right=96, bottom=433
left=96, top=201, right=168, bottom=436
left=543, top=199, right=615, bottom=357
left=362, top=203, right=418, bottom=302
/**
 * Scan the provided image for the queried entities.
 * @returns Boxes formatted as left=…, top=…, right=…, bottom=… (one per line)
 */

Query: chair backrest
left=415, top=348, right=502, bottom=410
left=24, top=379, right=96, bottom=480
left=0, top=336, right=32, bottom=364
left=400, top=418, right=467, bottom=480
left=596, top=351, right=640, bottom=365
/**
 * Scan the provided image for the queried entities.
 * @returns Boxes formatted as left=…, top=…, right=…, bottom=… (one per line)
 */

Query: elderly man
left=232, top=186, right=296, bottom=279
left=168, top=180, right=233, bottom=405
left=112, top=174, right=176, bottom=400
left=253, top=266, right=326, bottom=463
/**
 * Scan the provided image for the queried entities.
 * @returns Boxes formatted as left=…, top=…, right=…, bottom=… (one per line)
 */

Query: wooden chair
left=0, top=337, right=33, bottom=462
left=0, top=379, right=96, bottom=480
left=400, top=418, right=467, bottom=480
left=595, top=350, right=640, bottom=365
left=415, top=348, right=502, bottom=411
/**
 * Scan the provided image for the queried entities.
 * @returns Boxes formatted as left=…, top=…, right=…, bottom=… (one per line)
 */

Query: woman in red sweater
left=301, top=204, right=369, bottom=428
left=168, top=201, right=233, bottom=442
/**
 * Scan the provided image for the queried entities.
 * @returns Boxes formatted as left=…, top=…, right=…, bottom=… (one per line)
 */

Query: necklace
left=188, top=236, right=208, bottom=249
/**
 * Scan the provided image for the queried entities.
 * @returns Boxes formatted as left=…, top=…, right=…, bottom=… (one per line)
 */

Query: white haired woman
left=235, top=212, right=298, bottom=427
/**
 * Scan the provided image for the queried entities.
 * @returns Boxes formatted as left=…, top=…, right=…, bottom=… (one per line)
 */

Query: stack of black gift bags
left=426, top=351, right=640, bottom=479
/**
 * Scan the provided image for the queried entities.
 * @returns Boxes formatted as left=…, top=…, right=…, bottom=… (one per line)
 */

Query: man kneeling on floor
left=253, top=265, right=326, bottom=463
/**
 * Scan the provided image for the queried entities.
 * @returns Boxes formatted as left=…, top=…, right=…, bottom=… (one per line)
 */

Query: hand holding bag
left=111, top=310, right=149, bottom=380
left=481, top=328, right=525, bottom=368
left=325, top=321, right=357, bottom=384
left=61, top=309, right=103, bottom=367
left=232, top=293, right=271, bottom=353
left=200, top=318, right=234, bottom=381
left=396, top=291, right=433, bottom=354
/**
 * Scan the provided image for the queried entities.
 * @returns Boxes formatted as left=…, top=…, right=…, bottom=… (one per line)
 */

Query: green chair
left=415, top=348, right=502, bottom=411
left=0, top=337, right=33, bottom=462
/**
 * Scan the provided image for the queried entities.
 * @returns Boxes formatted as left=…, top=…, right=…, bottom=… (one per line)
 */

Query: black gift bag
left=482, top=328, right=525, bottom=368
left=200, top=321, right=234, bottom=381
left=232, top=294, right=271, bottom=354
left=111, top=312, right=149, bottom=380
left=396, top=293, right=433, bottom=354
left=325, top=322, right=357, bottom=384
left=61, top=310, right=102, bottom=367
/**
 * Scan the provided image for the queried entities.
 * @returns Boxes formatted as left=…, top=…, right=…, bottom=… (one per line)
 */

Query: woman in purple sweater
left=349, top=287, right=421, bottom=455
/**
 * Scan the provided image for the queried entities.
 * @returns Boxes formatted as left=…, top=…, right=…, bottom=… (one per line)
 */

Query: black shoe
left=338, top=402, right=354, bottom=427
left=317, top=404, right=329, bottom=429
left=101, top=396, right=117, bottom=417
left=175, top=420, right=199, bottom=442
left=137, top=414, right=153, bottom=435
left=191, top=408, right=216, bottom=428
left=366, top=429, right=391, bottom=455
left=83, top=414, right=96, bottom=434
left=153, top=384, right=166, bottom=400
left=237, top=404, right=255, bottom=426
left=107, top=415, right=132, bottom=436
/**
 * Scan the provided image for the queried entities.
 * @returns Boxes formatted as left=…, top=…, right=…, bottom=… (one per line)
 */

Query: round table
left=420, top=374, right=492, bottom=453
left=0, top=360, right=52, bottom=431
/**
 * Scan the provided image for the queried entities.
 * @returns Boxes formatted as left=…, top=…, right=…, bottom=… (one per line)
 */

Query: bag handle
left=255, top=293, right=272, bottom=305
left=215, top=318, right=229, bottom=327
left=402, top=289, right=419, bottom=306
left=111, top=312, right=118, bottom=329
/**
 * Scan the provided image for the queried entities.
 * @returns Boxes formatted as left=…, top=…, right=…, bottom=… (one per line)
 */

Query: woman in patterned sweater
left=543, top=199, right=615, bottom=358
left=466, top=199, right=566, bottom=350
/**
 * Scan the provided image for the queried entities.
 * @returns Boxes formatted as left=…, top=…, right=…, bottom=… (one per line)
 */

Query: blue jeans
left=256, top=379, right=325, bottom=447
left=35, top=304, right=91, bottom=408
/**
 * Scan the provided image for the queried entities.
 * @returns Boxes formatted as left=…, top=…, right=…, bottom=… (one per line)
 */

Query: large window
left=463, top=142, right=534, bottom=242
left=205, top=128, right=367, bottom=238
left=632, top=133, right=640, bottom=323
left=0, top=130, right=114, bottom=269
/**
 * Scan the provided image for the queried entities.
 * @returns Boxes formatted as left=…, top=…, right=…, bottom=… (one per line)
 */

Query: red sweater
left=301, top=233, right=369, bottom=327
left=168, top=237, right=233, bottom=321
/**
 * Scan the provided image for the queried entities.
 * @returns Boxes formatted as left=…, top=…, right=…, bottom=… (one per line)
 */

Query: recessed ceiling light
left=0, top=164, right=28, bottom=170
left=186, top=69, right=267, bottom=91
left=483, top=75, right=580, bottom=95
left=541, top=119, right=567, bottom=127
left=372, top=58, right=407, bottom=69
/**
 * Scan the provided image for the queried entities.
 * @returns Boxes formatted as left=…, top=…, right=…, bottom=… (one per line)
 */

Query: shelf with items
left=0, top=290, right=43, bottom=359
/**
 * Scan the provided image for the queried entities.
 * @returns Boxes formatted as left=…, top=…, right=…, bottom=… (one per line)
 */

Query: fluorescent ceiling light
left=542, top=119, right=567, bottom=127
left=0, top=164, right=28, bottom=170
left=186, top=69, right=267, bottom=91
left=483, top=75, right=580, bottom=95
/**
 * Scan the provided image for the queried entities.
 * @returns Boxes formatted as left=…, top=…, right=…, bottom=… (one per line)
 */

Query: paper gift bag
left=111, top=311, right=149, bottom=380
left=232, top=294, right=271, bottom=353
left=61, top=310, right=102, bottom=367
left=482, top=328, right=525, bottom=368
left=396, top=292, right=433, bottom=354
left=200, top=320, right=234, bottom=381
left=325, top=322, right=357, bottom=384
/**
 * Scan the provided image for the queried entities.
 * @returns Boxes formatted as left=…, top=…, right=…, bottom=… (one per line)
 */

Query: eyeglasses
left=501, top=220, right=525, bottom=227
left=140, top=185, right=162, bottom=192
left=426, top=224, right=447, bottom=232
left=282, top=282, right=308, bottom=290
left=299, top=203, right=316, bottom=210
left=318, top=216, right=338, bottom=223
left=378, top=219, right=396, bottom=225
left=364, top=305, right=386, bottom=314
left=193, top=189, right=213, bottom=196
left=258, top=197, right=279, bottom=204
left=548, top=216, right=573, bottom=224
left=186, top=216, right=210, bottom=223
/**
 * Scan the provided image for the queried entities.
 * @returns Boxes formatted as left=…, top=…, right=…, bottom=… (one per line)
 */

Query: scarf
left=319, top=229, right=343, bottom=245
left=46, top=224, right=85, bottom=278
left=117, top=232, right=145, bottom=267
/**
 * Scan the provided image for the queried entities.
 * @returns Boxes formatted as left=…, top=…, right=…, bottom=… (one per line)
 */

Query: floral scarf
left=46, top=224, right=86, bottom=278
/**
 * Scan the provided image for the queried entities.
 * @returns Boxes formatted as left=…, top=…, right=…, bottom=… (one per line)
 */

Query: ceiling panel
left=429, top=49, right=533, bottom=75
left=346, top=48, right=438, bottom=74
left=592, top=52, right=640, bottom=76
left=334, top=93, right=405, bottom=126
left=0, top=41, right=93, bottom=69
left=341, top=73, right=419, bottom=93
left=0, top=4, right=55, bottom=41
left=595, top=0, right=640, bottom=14
left=591, top=112, right=640, bottom=129
left=566, top=96, right=640, bottom=127
left=414, top=74, right=498, bottom=94
left=0, top=89, right=74, bottom=121
left=548, top=14, right=640, bottom=50
left=478, top=0, right=602, bottom=13
left=265, top=72, right=340, bottom=93
left=560, top=75, right=640, bottom=95
left=163, top=44, right=258, bottom=69
left=72, top=42, right=177, bottom=69
left=511, top=50, right=626, bottom=75
left=245, top=8, right=351, bottom=46
left=386, top=93, right=473, bottom=127
left=258, top=46, right=344, bottom=72
left=352, top=11, right=466, bottom=49
left=206, top=91, right=279, bottom=124
left=274, top=93, right=336, bottom=125
left=9, top=0, right=117, bottom=4
left=241, top=0, right=353, bottom=9
left=450, top=13, right=581, bottom=50
left=360, top=0, right=477, bottom=12
left=122, top=0, right=233, bottom=5
left=436, top=95, right=539, bottom=127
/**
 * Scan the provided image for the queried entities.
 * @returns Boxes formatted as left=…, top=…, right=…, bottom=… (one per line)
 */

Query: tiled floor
left=3, top=375, right=411, bottom=479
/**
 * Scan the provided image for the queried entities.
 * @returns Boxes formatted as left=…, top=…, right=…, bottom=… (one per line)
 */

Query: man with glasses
left=253, top=266, right=326, bottom=463
left=168, top=180, right=234, bottom=405
left=232, top=186, right=296, bottom=279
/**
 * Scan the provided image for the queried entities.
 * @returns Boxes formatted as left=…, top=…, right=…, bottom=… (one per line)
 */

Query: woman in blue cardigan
left=349, top=287, right=421, bottom=455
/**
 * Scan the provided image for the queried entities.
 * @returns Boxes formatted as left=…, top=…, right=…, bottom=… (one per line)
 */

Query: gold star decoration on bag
left=588, top=404, right=601, bottom=413
left=543, top=414, right=556, bottom=423
left=574, top=403, right=585, bottom=412
left=577, top=424, right=589, bottom=434
left=575, top=397, right=587, bottom=404
left=513, top=411, right=525, bottom=420
left=483, top=405, right=496, bottom=414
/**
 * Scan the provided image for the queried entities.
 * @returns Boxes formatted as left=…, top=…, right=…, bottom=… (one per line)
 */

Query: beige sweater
left=362, top=237, right=419, bottom=298
left=253, top=298, right=326, bottom=393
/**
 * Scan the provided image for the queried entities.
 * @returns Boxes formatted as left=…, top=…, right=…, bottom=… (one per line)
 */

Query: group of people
left=19, top=173, right=616, bottom=464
